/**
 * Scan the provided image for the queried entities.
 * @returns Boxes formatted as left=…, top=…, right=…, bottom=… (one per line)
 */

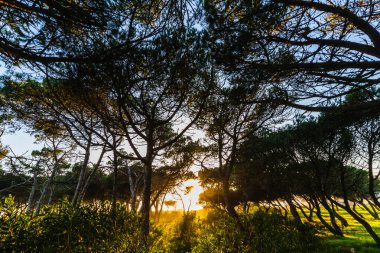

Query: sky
left=3, top=130, right=41, bottom=155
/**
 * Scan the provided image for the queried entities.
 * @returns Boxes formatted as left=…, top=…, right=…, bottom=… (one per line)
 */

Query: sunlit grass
left=313, top=207, right=380, bottom=252
left=154, top=208, right=210, bottom=225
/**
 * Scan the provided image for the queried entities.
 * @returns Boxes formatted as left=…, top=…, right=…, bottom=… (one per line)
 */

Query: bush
left=0, top=195, right=336, bottom=253
left=192, top=210, right=324, bottom=253
left=167, top=212, right=197, bottom=253
left=249, top=210, right=320, bottom=253
left=191, top=210, right=249, bottom=253
left=0, top=195, right=144, bottom=252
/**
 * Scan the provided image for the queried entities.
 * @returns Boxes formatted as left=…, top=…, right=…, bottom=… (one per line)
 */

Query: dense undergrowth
left=1, top=195, right=338, bottom=253
left=0, top=195, right=146, bottom=252
left=163, top=211, right=333, bottom=253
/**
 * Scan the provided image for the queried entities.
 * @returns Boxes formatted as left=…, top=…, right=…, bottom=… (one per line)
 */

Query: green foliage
left=192, top=210, right=323, bottom=253
left=191, top=210, right=247, bottom=253
left=167, top=212, right=197, bottom=253
left=0, top=195, right=144, bottom=253
left=249, top=211, right=320, bottom=253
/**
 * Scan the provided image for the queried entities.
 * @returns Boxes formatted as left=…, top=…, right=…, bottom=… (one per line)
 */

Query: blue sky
left=3, top=130, right=40, bottom=155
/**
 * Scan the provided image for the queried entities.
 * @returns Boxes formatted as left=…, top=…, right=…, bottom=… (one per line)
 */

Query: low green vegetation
left=0, top=195, right=145, bottom=253
left=319, top=207, right=380, bottom=253
left=190, top=210, right=322, bottom=253
left=0, top=195, right=325, bottom=253
left=161, top=208, right=380, bottom=253
left=3, top=194, right=380, bottom=252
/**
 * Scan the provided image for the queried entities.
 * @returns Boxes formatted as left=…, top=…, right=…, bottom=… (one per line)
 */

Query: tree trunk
left=141, top=160, right=152, bottom=239
left=153, top=200, right=160, bottom=220
left=76, top=146, right=106, bottom=206
left=295, top=200, right=313, bottom=222
left=26, top=169, right=38, bottom=214
left=337, top=164, right=380, bottom=246
left=320, top=198, right=343, bottom=235
left=359, top=199, right=379, bottom=219
left=72, top=165, right=85, bottom=206
left=35, top=167, right=57, bottom=215
left=285, top=196, right=302, bottom=224
left=243, top=202, right=250, bottom=214
left=368, top=148, right=380, bottom=208
left=369, top=200, right=380, bottom=218
left=333, top=210, right=348, bottom=227
left=140, top=137, right=154, bottom=240
left=304, top=198, right=315, bottom=221
left=156, top=196, right=166, bottom=223
left=72, top=140, right=91, bottom=207
left=352, top=202, right=364, bottom=218
left=277, top=200, right=289, bottom=218
left=222, top=176, right=241, bottom=223
left=112, top=147, right=118, bottom=210
left=47, top=186, right=54, bottom=205
left=221, top=137, right=243, bottom=231
left=127, top=163, right=138, bottom=212
left=333, top=198, right=380, bottom=246
left=314, top=198, right=341, bottom=236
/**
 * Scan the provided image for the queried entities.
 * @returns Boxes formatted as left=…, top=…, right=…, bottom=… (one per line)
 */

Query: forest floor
left=157, top=208, right=380, bottom=253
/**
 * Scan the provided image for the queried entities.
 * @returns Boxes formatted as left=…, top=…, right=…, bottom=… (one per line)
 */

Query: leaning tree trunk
left=295, top=198, right=314, bottom=222
left=359, top=198, right=379, bottom=219
left=47, top=186, right=54, bottom=205
left=331, top=202, right=349, bottom=227
left=367, top=148, right=380, bottom=208
left=156, top=193, right=167, bottom=222
left=368, top=199, right=380, bottom=218
left=276, top=200, right=289, bottom=218
left=320, top=197, right=343, bottom=235
left=35, top=166, right=57, bottom=215
left=313, top=197, right=342, bottom=236
left=26, top=169, right=38, bottom=214
left=71, top=165, right=85, bottom=206
left=76, top=146, right=106, bottom=207
left=72, top=140, right=91, bottom=207
left=332, top=197, right=380, bottom=246
left=336, top=164, right=380, bottom=246
left=285, top=195, right=302, bottom=224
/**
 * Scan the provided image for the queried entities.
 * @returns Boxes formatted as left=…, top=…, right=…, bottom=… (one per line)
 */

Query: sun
left=166, top=179, right=204, bottom=211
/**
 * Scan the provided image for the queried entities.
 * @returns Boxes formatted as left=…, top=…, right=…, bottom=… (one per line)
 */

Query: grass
left=156, top=209, right=210, bottom=225
left=312, top=207, right=380, bottom=253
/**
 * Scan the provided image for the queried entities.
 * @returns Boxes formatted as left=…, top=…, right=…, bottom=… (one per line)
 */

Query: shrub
left=0, top=195, right=336, bottom=253
left=0, top=195, right=144, bottom=252
left=191, top=211, right=249, bottom=253
left=167, top=212, right=197, bottom=253
left=249, top=210, right=319, bottom=253
left=192, top=210, right=324, bottom=253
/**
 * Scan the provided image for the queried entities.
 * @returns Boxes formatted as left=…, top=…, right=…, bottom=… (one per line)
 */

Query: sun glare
left=166, top=179, right=204, bottom=211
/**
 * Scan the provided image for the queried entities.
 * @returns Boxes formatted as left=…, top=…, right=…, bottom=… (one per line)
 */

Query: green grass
left=315, top=207, right=380, bottom=252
